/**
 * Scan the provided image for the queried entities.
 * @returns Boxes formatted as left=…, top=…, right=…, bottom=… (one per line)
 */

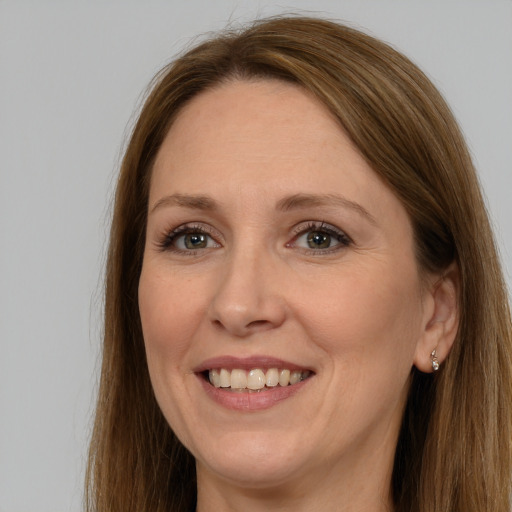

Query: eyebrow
left=150, top=193, right=219, bottom=214
left=150, top=192, right=376, bottom=225
left=276, top=193, right=377, bottom=225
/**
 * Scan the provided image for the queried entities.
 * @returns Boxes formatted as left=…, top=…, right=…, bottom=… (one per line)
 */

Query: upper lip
left=193, top=355, right=313, bottom=373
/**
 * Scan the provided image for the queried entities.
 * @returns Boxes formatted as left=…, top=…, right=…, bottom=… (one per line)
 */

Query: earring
left=431, top=349, right=440, bottom=372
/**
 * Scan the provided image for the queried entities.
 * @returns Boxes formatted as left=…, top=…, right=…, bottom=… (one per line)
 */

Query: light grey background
left=1, top=1, right=511, bottom=511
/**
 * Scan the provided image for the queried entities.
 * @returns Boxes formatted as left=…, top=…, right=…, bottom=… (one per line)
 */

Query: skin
left=138, top=80, right=457, bottom=511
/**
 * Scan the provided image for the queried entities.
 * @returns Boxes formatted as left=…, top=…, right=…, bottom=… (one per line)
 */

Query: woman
left=86, top=16, right=512, bottom=512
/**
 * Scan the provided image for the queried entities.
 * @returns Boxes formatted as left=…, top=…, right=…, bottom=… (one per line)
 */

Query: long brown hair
left=86, top=16, right=512, bottom=512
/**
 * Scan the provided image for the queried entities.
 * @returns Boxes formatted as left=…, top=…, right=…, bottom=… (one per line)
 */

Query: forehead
left=153, top=80, right=366, bottom=186
left=167, top=80, right=342, bottom=156
left=150, top=79, right=407, bottom=229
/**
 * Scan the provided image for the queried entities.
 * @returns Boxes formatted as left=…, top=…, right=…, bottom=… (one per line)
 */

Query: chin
left=193, top=429, right=313, bottom=489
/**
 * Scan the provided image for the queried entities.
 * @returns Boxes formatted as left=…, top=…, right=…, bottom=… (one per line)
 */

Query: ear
left=413, top=263, right=459, bottom=373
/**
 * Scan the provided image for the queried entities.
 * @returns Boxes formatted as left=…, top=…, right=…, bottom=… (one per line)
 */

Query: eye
left=290, top=222, right=351, bottom=253
left=304, top=231, right=333, bottom=249
left=175, top=232, right=216, bottom=250
left=158, top=224, right=221, bottom=253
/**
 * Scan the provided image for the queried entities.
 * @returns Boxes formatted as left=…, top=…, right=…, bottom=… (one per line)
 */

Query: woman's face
left=139, top=80, right=433, bottom=493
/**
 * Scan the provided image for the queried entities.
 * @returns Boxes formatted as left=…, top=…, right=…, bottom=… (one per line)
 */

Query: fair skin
left=138, top=79, right=457, bottom=511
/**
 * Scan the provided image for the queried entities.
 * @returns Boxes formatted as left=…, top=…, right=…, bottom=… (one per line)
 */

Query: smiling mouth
left=205, top=368, right=312, bottom=392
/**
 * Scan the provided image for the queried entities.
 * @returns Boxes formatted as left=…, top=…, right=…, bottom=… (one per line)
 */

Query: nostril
left=247, top=320, right=269, bottom=328
left=213, top=319, right=223, bottom=327
left=209, top=293, right=287, bottom=336
left=246, top=319, right=273, bottom=331
left=211, top=317, right=275, bottom=336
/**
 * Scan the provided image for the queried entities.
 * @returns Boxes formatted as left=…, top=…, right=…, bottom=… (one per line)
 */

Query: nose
left=208, top=245, right=287, bottom=338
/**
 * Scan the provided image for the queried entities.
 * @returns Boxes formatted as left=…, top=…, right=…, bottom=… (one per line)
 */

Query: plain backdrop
left=1, top=1, right=511, bottom=511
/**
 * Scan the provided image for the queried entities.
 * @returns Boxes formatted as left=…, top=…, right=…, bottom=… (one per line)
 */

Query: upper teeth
left=208, top=368, right=310, bottom=390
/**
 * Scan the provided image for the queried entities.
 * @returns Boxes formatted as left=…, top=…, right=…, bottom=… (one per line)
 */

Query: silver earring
left=431, top=349, right=440, bottom=372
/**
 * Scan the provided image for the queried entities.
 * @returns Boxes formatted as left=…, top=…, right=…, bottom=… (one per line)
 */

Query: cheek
left=137, top=265, right=208, bottom=439
left=295, top=261, right=424, bottom=373
left=138, top=266, right=205, bottom=370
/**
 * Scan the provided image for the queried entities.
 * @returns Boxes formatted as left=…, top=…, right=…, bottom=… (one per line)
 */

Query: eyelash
left=288, top=221, right=352, bottom=255
left=156, top=221, right=352, bottom=255
left=157, top=223, right=220, bottom=254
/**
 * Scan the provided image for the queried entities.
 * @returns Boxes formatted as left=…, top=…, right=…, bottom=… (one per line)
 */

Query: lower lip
left=197, top=375, right=311, bottom=411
